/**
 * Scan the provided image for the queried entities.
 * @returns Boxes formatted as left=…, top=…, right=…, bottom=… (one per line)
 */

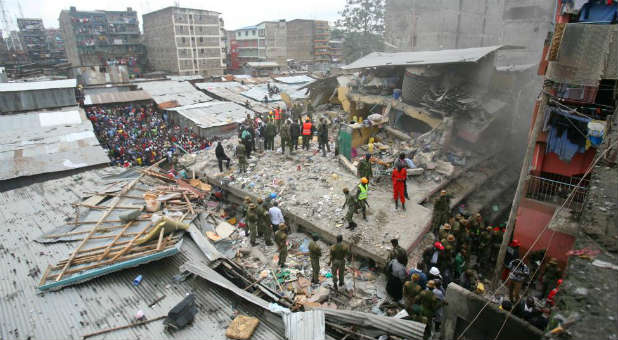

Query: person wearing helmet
left=342, top=187, right=357, bottom=230
left=275, top=223, right=288, bottom=267
left=355, top=177, right=369, bottom=221
left=431, top=190, right=451, bottom=236
left=357, top=154, right=373, bottom=180
left=301, top=118, right=314, bottom=151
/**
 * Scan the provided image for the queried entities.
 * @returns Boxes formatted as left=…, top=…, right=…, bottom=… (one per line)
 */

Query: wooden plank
left=97, top=221, right=136, bottom=261
left=156, top=227, right=165, bottom=250
left=38, top=265, right=52, bottom=286
left=81, top=315, right=166, bottom=339
left=72, top=203, right=144, bottom=210
left=110, top=220, right=157, bottom=262
left=54, top=159, right=164, bottom=282
left=183, top=193, right=195, bottom=216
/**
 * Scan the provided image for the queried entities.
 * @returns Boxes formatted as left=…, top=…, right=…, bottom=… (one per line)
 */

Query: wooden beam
left=54, top=159, right=164, bottom=282
left=183, top=193, right=195, bottom=216
left=97, top=221, right=136, bottom=261
left=110, top=220, right=157, bottom=262
left=81, top=315, right=166, bottom=339
left=156, top=227, right=165, bottom=251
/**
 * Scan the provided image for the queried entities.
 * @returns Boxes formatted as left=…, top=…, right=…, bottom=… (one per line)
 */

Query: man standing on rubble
left=268, top=201, right=285, bottom=234
left=215, top=142, right=230, bottom=172
left=329, top=234, right=349, bottom=291
left=290, top=119, right=301, bottom=151
left=308, top=233, right=322, bottom=284
left=264, top=118, right=276, bottom=151
left=357, top=154, right=373, bottom=180
left=301, top=117, right=314, bottom=151
left=280, top=119, right=291, bottom=154
left=342, top=187, right=357, bottom=230
left=275, top=223, right=288, bottom=267
left=256, top=198, right=266, bottom=238
left=235, top=143, right=247, bottom=173
left=431, top=190, right=450, bottom=235
left=392, top=162, right=407, bottom=210
left=246, top=203, right=258, bottom=246
left=318, top=118, right=330, bottom=157
left=355, top=177, right=369, bottom=221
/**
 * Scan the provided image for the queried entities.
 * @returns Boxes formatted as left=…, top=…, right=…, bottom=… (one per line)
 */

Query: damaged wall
left=442, top=283, right=543, bottom=340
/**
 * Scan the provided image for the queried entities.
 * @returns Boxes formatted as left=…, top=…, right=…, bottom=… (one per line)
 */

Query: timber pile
left=38, top=160, right=211, bottom=291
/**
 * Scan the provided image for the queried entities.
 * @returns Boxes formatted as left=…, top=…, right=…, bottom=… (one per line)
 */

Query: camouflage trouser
left=278, top=246, right=287, bottom=266
left=332, top=260, right=345, bottom=287
left=281, top=137, right=289, bottom=154
left=248, top=221, right=257, bottom=245
left=310, top=257, right=320, bottom=283
left=345, top=205, right=355, bottom=222
left=261, top=221, right=273, bottom=245
left=238, top=158, right=247, bottom=173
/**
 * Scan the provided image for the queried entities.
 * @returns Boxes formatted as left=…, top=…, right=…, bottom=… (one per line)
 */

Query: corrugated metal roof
left=0, top=79, right=76, bottom=92
left=138, top=81, right=213, bottom=107
left=342, top=45, right=503, bottom=69
left=284, top=310, right=326, bottom=340
left=241, top=83, right=308, bottom=102
left=0, top=107, right=109, bottom=180
left=274, top=75, right=314, bottom=84
left=167, top=101, right=249, bottom=129
left=194, top=82, right=277, bottom=113
left=166, top=75, right=205, bottom=81
left=84, top=90, right=153, bottom=105
left=315, top=307, right=426, bottom=340
left=0, top=167, right=285, bottom=340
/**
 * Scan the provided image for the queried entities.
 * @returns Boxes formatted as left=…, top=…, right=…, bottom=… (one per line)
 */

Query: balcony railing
left=525, top=175, right=590, bottom=216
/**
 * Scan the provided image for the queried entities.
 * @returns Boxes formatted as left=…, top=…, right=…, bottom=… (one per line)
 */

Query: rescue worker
left=403, top=273, right=423, bottom=314
left=290, top=119, right=300, bottom=151
left=215, top=141, right=230, bottom=172
left=392, top=162, right=407, bottom=210
left=274, top=106, right=282, bottom=131
left=280, top=119, right=291, bottom=154
left=308, top=233, right=322, bottom=284
left=318, top=118, right=330, bottom=156
left=490, top=227, right=503, bottom=261
left=357, top=154, right=373, bottom=180
left=329, top=234, right=349, bottom=291
left=235, top=142, right=247, bottom=173
left=265, top=118, right=276, bottom=151
left=431, top=190, right=450, bottom=236
left=478, top=226, right=493, bottom=270
left=246, top=203, right=258, bottom=246
left=241, top=196, right=252, bottom=236
left=262, top=211, right=273, bottom=245
left=387, top=238, right=408, bottom=266
left=256, top=198, right=266, bottom=238
left=541, top=258, right=562, bottom=298
left=418, top=283, right=438, bottom=339
left=356, top=177, right=369, bottom=221
left=342, top=187, right=357, bottom=230
left=301, top=118, right=313, bottom=151
left=275, top=223, right=288, bottom=267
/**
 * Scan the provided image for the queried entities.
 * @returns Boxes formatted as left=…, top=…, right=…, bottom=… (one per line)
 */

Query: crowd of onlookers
left=86, top=103, right=214, bottom=167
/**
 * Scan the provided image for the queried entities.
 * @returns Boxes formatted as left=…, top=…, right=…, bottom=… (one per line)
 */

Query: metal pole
left=493, top=90, right=549, bottom=284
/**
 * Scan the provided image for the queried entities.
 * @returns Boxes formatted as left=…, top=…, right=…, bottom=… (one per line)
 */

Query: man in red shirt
left=392, top=163, right=407, bottom=210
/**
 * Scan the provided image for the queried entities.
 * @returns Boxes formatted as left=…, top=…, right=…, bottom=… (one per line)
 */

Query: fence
left=525, top=175, right=590, bottom=216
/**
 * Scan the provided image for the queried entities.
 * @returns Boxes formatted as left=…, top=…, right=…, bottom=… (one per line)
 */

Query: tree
left=335, top=0, right=385, bottom=64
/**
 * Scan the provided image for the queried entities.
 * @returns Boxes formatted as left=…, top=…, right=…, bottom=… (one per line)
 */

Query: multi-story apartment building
left=17, top=18, right=51, bottom=64
left=228, top=20, right=287, bottom=70
left=45, top=29, right=67, bottom=63
left=59, top=7, right=145, bottom=75
left=143, top=6, right=225, bottom=77
left=286, top=19, right=331, bottom=65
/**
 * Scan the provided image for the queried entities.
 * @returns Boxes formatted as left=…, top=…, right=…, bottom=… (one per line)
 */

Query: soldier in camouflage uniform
left=236, top=143, right=247, bottom=173
left=329, top=234, right=349, bottom=291
left=342, top=187, right=357, bottom=230
left=308, top=233, right=322, bottom=284
left=418, top=285, right=438, bottom=340
left=280, top=119, right=291, bottom=154
left=246, top=203, right=258, bottom=246
left=431, top=190, right=451, bottom=236
left=356, top=154, right=373, bottom=180
left=403, top=273, right=423, bottom=315
left=275, top=223, right=288, bottom=267
left=256, top=198, right=266, bottom=238
left=387, top=238, right=408, bottom=267
left=262, top=211, right=273, bottom=246
left=478, top=226, right=493, bottom=270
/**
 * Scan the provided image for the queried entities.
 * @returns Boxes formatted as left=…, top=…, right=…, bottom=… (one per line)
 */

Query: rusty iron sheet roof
left=83, top=90, right=153, bottom=105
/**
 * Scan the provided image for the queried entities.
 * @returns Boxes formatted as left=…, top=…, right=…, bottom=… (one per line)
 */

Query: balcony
left=525, top=175, right=590, bottom=216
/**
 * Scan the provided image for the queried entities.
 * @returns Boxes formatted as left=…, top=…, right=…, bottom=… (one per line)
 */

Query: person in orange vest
left=392, top=162, right=407, bottom=210
left=274, top=106, right=282, bottom=131
left=301, top=118, right=314, bottom=151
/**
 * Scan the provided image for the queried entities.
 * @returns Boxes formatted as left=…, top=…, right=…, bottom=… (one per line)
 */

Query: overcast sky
left=3, top=0, right=346, bottom=31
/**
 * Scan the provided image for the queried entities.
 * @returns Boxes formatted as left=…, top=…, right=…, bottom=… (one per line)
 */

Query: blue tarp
left=579, top=1, right=618, bottom=23
left=545, top=107, right=591, bottom=162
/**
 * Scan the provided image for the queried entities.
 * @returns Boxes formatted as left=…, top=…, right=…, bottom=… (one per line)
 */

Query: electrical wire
left=456, top=139, right=617, bottom=340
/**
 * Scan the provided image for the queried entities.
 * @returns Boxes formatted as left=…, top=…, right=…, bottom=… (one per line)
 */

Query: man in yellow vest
left=356, top=177, right=369, bottom=221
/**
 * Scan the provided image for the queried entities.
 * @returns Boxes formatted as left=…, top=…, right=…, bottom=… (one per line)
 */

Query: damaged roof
left=0, top=167, right=285, bottom=340
left=137, top=80, right=213, bottom=107
left=273, top=75, right=314, bottom=84
left=0, top=107, right=110, bottom=181
left=0, top=78, right=76, bottom=92
left=167, top=101, right=250, bottom=129
left=342, top=45, right=503, bottom=69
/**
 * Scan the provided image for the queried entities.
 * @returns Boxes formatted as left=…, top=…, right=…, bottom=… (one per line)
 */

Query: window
left=181, top=37, right=186, bottom=43
left=199, top=37, right=203, bottom=43
left=200, top=48, right=204, bottom=54
left=252, top=30, right=256, bottom=36
left=244, top=31, right=248, bottom=36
